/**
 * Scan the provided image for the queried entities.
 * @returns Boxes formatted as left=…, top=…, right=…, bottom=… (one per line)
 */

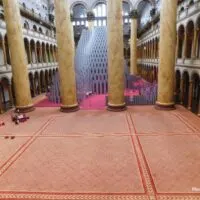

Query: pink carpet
left=35, top=90, right=140, bottom=110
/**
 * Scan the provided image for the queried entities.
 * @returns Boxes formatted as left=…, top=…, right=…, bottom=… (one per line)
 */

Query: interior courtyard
left=0, top=0, right=200, bottom=200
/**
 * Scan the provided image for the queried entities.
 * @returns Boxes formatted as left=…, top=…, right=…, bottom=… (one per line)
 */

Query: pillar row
left=156, top=0, right=178, bottom=110
left=3, top=0, right=34, bottom=113
left=107, top=0, right=126, bottom=111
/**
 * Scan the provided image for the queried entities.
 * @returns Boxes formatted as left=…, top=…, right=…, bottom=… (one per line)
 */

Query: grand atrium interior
left=0, top=0, right=200, bottom=199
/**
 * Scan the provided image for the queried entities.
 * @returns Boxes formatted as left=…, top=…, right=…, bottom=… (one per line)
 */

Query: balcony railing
left=0, top=0, right=55, bottom=29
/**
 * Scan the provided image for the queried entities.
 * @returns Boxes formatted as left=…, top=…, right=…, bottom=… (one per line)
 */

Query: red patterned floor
left=0, top=106, right=199, bottom=200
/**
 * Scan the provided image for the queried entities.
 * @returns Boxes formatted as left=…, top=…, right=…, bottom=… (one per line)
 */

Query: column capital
left=129, top=9, right=138, bottom=19
left=87, top=11, right=95, bottom=22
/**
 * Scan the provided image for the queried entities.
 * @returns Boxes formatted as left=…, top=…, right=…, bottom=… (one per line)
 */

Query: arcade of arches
left=0, top=34, right=58, bottom=113
left=137, top=17, right=200, bottom=115
left=0, top=0, right=199, bottom=116
left=0, top=0, right=199, bottom=200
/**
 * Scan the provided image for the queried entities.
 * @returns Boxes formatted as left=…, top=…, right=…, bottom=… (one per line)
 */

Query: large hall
left=0, top=0, right=200, bottom=200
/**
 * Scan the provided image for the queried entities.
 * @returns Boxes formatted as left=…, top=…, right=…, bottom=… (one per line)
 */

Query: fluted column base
left=155, top=102, right=176, bottom=111
left=60, top=104, right=79, bottom=113
left=107, top=103, right=127, bottom=112
left=15, top=104, right=35, bottom=113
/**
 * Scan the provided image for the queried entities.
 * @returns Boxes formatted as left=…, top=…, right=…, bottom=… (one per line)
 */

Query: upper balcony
left=0, top=20, right=56, bottom=44
left=177, top=0, right=200, bottom=22
left=0, top=0, right=55, bottom=29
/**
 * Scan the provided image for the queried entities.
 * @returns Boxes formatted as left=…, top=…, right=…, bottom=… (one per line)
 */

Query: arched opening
left=155, top=38, right=159, bottom=59
left=36, top=41, right=42, bottom=63
left=40, top=71, right=46, bottom=93
left=30, top=40, right=36, bottom=63
left=175, top=70, right=181, bottom=103
left=45, top=70, right=49, bottom=91
left=29, top=73, right=35, bottom=97
left=24, top=38, right=31, bottom=64
left=33, top=25, right=37, bottom=32
left=0, top=34, right=5, bottom=65
left=46, top=30, right=49, bottom=36
left=178, top=25, right=185, bottom=58
left=42, top=43, right=46, bottom=63
left=39, top=27, right=43, bottom=34
left=72, top=3, right=87, bottom=26
left=4, top=35, right=11, bottom=65
left=191, top=73, right=200, bottom=114
left=123, top=1, right=131, bottom=24
left=22, top=2, right=26, bottom=9
left=0, top=77, right=11, bottom=112
left=49, top=69, right=53, bottom=85
left=182, top=71, right=190, bottom=107
left=93, top=3, right=107, bottom=27
left=54, top=46, right=57, bottom=62
left=24, top=21, right=29, bottom=29
left=50, top=45, right=53, bottom=62
left=137, top=0, right=152, bottom=28
left=34, top=72, right=40, bottom=95
left=196, top=16, right=200, bottom=58
left=153, top=66, right=157, bottom=82
left=186, top=21, right=194, bottom=58
left=46, top=44, right=50, bottom=62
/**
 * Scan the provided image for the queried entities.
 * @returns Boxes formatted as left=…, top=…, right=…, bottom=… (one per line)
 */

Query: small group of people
left=11, top=109, right=29, bottom=125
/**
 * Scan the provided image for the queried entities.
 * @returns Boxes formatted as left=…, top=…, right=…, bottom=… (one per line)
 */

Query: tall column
left=107, top=0, right=126, bottom=111
left=130, top=10, right=138, bottom=76
left=192, top=28, right=197, bottom=59
left=156, top=0, right=178, bottom=110
left=87, top=11, right=95, bottom=30
left=55, top=0, right=79, bottom=112
left=187, top=80, right=193, bottom=110
left=3, top=0, right=34, bottom=113
left=70, top=16, right=75, bottom=56
left=176, top=34, right=179, bottom=59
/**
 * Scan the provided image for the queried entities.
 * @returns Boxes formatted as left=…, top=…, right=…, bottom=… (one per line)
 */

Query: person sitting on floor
left=11, top=109, right=29, bottom=125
